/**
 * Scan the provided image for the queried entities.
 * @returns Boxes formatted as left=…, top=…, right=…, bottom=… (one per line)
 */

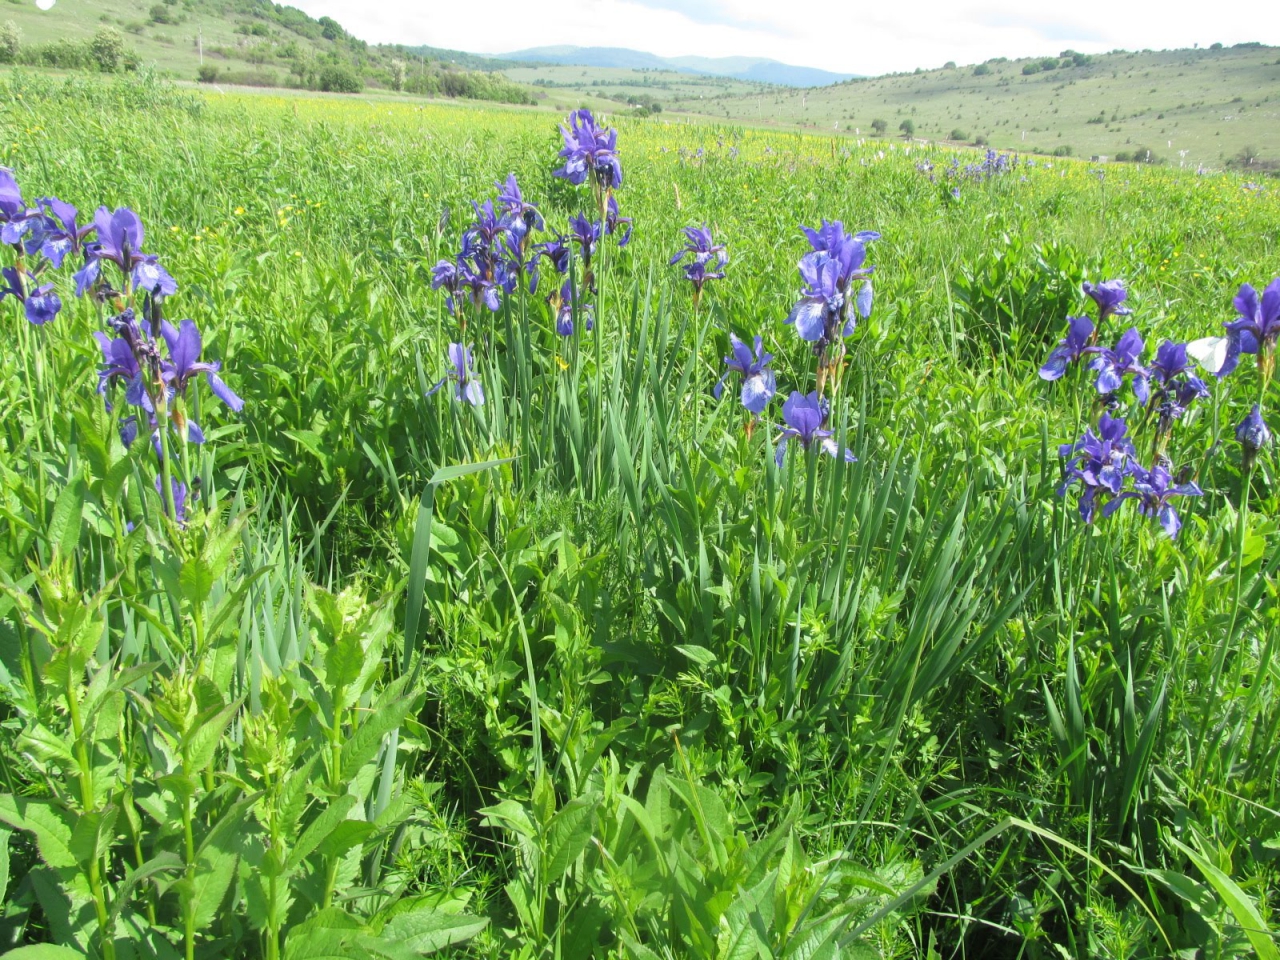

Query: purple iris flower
left=554, top=109, right=623, bottom=192
left=787, top=220, right=877, bottom=344
left=426, top=343, right=484, bottom=406
left=496, top=173, right=544, bottom=243
left=1103, top=463, right=1201, bottom=538
left=713, top=334, right=775, bottom=415
left=671, top=224, right=727, bottom=302
left=161, top=318, right=244, bottom=412
left=1148, top=339, right=1193, bottom=385
left=1086, top=327, right=1150, bottom=403
left=774, top=391, right=856, bottom=466
left=1082, top=280, right=1132, bottom=321
left=31, top=198, right=93, bottom=269
left=0, top=168, right=37, bottom=246
left=133, top=256, right=177, bottom=300
left=93, top=330, right=151, bottom=411
left=462, top=200, right=510, bottom=269
left=1217, top=278, right=1280, bottom=378
left=554, top=280, right=593, bottom=336
left=92, top=206, right=147, bottom=272
left=431, top=260, right=465, bottom=316
left=0, top=265, right=62, bottom=325
left=155, top=475, right=190, bottom=527
left=529, top=233, right=571, bottom=295
left=603, top=195, right=632, bottom=248
left=788, top=253, right=847, bottom=342
left=461, top=257, right=504, bottom=312
left=1236, top=403, right=1271, bottom=470
left=1058, top=413, right=1137, bottom=522
left=1039, top=315, right=1094, bottom=380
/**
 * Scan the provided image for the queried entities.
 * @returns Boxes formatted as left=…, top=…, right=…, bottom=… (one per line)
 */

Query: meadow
left=0, top=69, right=1278, bottom=960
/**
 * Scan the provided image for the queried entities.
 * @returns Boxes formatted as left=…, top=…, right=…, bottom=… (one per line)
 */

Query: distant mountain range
left=502, top=46, right=857, bottom=88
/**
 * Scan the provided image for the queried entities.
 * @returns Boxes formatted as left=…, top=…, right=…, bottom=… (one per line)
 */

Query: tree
left=390, top=59, right=406, bottom=92
left=898, top=118, right=915, bottom=137
left=0, top=20, right=20, bottom=65
left=90, top=26, right=125, bottom=72
left=973, top=63, right=991, bottom=76
left=870, top=118, right=887, bottom=136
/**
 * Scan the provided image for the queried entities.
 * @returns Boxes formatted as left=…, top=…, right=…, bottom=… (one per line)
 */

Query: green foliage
left=0, top=20, right=19, bottom=65
left=0, top=75, right=1277, bottom=960
left=89, top=26, right=126, bottom=72
left=317, top=63, right=361, bottom=93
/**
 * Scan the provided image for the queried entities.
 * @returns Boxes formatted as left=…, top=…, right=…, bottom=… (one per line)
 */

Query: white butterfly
left=1186, top=336, right=1228, bottom=376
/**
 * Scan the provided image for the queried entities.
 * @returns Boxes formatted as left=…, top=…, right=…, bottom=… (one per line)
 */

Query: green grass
left=0, top=71, right=1277, bottom=959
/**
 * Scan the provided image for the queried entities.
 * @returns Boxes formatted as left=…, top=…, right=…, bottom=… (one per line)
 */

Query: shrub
left=973, top=63, right=991, bottom=75
left=950, top=128, right=969, bottom=141
left=90, top=26, right=125, bottom=72
left=318, top=63, right=362, bottom=93
left=149, top=3, right=175, bottom=24
left=1022, top=62, right=1040, bottom=75
left=1052, top=145, right=1073, bottom=156
left=870, top=118, right=887, bottom=135
left=1040, top=57, right=1059, bottom=71
left=0, top=19, right=19, bottom=64
left=196, top=63, right=219, bottom=83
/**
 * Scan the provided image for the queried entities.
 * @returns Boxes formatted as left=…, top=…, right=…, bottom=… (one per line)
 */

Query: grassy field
left=0, top=70, right=1278, bottom=960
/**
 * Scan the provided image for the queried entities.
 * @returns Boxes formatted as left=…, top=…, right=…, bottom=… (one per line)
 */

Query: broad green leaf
left=182, top=699, right=241, bottom=774
left=340, top=693, right=421, bottom=780
left=674, top=644, right=717, bottom=667
left=543, top=796, right=597, bottom=883
left=316, top=819, right=376, bottom=860
left=68, top=806, right=118, bottom=867
left=47, top=475, right=86, bottom=559
left=0, top=795, right=78, bottom=871
left=381, top=907, right=489, bottom=953
left=0, top=946, right=86, bottom=959
left=428, top=457, right=516, bottom=485
left=186, top=795, right=255, bottom=929
left=1172, top=838, right=1279, bottom=960
left=287, top=794, right=358, bottom=874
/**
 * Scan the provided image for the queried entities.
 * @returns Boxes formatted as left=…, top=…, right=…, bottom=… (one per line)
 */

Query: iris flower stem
left=1197, top=463, right=1251, bottom=777
left=593, top=221, right=609, bottom=499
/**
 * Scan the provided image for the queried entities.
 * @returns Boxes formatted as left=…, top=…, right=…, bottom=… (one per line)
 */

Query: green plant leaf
left=0, top=945, right=86, bottom=959
left=47, top=474, right=86, bottom=559
left=428, top=457, right=516, bottom=485
left=340, top=692, right=421, bottom=780
left=1171, top=837, right=1279, bottom=960
left=287, top=794, right=357, bottom=874
left=543, top=796, right=597, bottom=883
left=185, top=794, right=256, bottom=929
left=380, top=907, right=489, bottom=953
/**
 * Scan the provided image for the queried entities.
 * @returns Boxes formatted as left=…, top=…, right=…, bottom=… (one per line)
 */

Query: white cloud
left=287, top=0, right=1280, bottom=75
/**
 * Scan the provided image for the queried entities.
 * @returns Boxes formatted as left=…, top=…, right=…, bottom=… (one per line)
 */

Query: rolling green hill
left=670, top=44, right=1280, bottom=170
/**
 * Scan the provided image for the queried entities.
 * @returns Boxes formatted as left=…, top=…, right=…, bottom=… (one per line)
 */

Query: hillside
left=679, top=44, right=1280, bottom=169
left=504, top=45, right=855, bottom=87
left=0, top=0, right=532, bottom=102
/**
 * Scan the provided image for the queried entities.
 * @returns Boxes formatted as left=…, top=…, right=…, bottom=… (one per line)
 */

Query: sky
left=286, top=0, right=1280, bottom=76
